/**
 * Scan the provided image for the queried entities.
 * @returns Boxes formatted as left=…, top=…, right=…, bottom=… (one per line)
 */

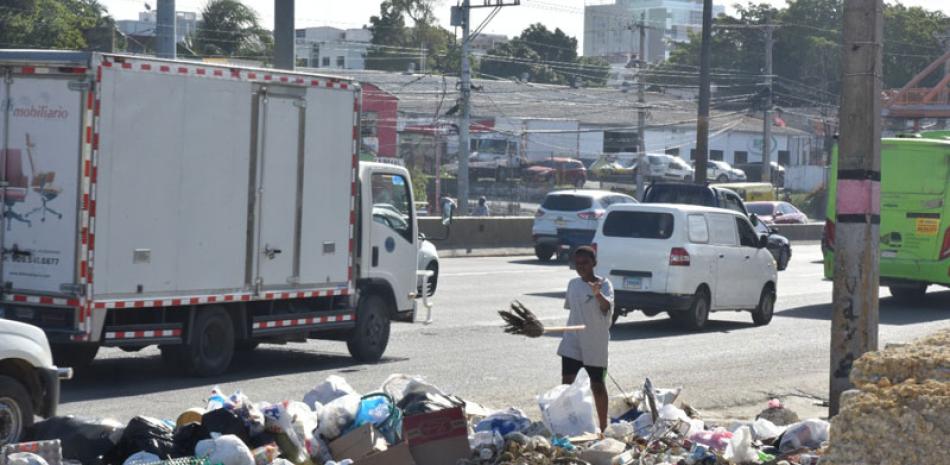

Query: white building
left=469, top=33, right=508, bottom=57
left=116, top=10, right=198, bottom=43
left=295, top=27, right=372, bottom=69
left=584, top=0, right=724, bottom=64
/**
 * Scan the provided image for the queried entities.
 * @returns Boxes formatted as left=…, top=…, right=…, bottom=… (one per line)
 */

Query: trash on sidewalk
left=8, top=373, right=836, bottom=465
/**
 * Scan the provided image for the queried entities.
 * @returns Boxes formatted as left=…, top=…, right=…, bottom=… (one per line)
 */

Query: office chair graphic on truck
left=24, top=133, right=63, bottom=223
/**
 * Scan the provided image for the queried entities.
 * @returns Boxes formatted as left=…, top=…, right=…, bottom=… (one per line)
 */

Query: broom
left=498, top=300, right=585, bottom=338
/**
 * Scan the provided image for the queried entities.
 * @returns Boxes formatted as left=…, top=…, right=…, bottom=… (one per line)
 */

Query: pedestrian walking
left=473, top=196, right=490, bottom=216
left=558, top=245, right=613, bottom=432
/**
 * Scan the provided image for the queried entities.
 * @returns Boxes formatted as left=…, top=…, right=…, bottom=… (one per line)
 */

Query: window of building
left=336, top=56, right=345, bottom=67
left=689, top=149, right=697, bottom=160
left=778, top=150, right=790, bottom=166
left=710, top=150, right=724, bottom=161
left=361, top=112, right=378, bottom=137
left=734, top=151, right=748, bottom=164
left=321, top=56, right=330, bottom=67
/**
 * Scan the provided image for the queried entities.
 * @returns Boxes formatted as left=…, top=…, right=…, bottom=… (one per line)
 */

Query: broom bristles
left=499, top=300, right=545, bottom=337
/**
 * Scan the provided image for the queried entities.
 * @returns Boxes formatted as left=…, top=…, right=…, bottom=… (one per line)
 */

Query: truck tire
left=347, top=294, right=391, bottom=363
left=535, top=244, right=555, bottom=262
left=51, top=343, right=99, bottom=368
left=425, top=262, right=439, bottom=296
left=0, top=375, right=33, bottom=446
left=889, top=284, right=927, bottom=302
left=752, top=285, right=775, bottom=326
left=180, top=307, right=235, bottom=377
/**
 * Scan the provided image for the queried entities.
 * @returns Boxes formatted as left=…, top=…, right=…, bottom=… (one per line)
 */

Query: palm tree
left=193, top=0, right=272, bottom=59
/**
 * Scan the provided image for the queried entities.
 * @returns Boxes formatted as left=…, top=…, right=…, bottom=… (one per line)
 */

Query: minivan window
left=603, top=211, right=674, bottom=239
left=646, top=186, right=715, bottom=206
left=687, top=214, right=709, bottom=243
left=542, top=194, right=593, bottom=211
left=708, top=213, right=738, bottom=246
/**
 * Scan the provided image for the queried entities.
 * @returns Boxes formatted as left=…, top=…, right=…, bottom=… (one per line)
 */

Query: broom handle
left=543, top=325, right=586, bottom=333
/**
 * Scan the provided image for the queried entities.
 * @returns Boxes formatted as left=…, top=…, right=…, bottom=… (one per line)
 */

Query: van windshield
left=542, top=194, right=592, bottom=211
left=603, top=211, right=675, bottom=239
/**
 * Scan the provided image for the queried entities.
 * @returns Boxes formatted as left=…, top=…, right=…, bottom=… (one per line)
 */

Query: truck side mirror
left=441, top=201, right=454, bottom=226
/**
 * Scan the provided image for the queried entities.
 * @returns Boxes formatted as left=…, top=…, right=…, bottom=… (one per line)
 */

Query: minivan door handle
left=718, top=254, right=725, bottom=259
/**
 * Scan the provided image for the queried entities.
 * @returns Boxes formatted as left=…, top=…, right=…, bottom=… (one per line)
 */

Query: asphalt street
left=59, top=243, right=949, bottom=422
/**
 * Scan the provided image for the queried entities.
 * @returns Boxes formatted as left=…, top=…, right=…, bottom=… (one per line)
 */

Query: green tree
left=366, top=0, right=454, bottom=73
left=480, top=23, right=608, bottom=85
left=193, top=0, right=272, bottom=59
left=0, top=0, right=119, bottom=50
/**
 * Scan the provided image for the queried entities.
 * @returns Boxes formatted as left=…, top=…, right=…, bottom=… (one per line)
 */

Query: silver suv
left=532, top=190, right=637, bottom=261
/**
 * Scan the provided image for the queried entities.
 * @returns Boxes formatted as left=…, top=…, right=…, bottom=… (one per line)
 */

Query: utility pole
left=762, top=20, right=774, bottom=184
left=452, top=0, right=519, bottom=214
left=830, top=0, right=882, bottom=416
left=635, top=12, right=648, bottom=200
left=156, top=0, right=176, bottom=59
left=694, top=0, right=713, bottom=184
left=274, top=0, right=295, bottom=70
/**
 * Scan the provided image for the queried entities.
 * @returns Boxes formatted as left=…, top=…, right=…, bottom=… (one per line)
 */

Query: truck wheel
left=679, top=289, right=709, bottom=331
left=752, top=285, right=775, bottom=326
left=889, top=284, right=927, bottom=302
left=717, top=174, right=729, bottom=182
left=347, top=294, right=391, bottom=363
left=51, top=343, right=99, bottom=368
left=535, top=244, right=555, bottom=262
left=0, top=375, right=33, bottom=446
left=180, top=307, right=235, bottom=377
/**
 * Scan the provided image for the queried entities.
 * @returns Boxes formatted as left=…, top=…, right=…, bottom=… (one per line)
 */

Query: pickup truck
left=0, top=319, right=72, bottom=445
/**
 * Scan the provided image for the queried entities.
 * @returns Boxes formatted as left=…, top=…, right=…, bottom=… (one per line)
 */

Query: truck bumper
left=615, top=291, right=693, bottom=313
left=37, top=366, right=71, bottom=418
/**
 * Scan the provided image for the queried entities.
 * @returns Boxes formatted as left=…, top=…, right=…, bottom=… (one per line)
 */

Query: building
left=116, top=10, right=198, bottom=45
left=468, top=33, right=509, bottom=56
left=295, top=27, right=372, bottom=70
left=583, top=0, right=724, bottom=64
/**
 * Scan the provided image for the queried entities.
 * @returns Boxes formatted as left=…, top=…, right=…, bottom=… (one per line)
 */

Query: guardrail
left=420, top=217, right=824, bottom=252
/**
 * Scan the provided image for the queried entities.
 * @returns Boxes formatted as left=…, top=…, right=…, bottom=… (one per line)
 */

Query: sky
left=100, top=0, right=950, bottom=52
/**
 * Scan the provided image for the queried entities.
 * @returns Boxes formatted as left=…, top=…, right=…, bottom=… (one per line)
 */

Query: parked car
left=0, top=319, right=72, bottom=445
left=524, top=157, right=588, bottom=187
left=746, top=201, right=808, bottom=225
left=734, top=161, right=786, bottom=187
left=697, top=160, right=747, bottom=182
left=589, top=154, right=636, bottom=178
left=533, top=190, right=638, bottom=261
left=417, top=237, right=439, bottom=296
left=643, top=183, right=792, bottom=270
left=594, top=203, right=777, bottom=329
left=642, top=154, right=694, bottom=182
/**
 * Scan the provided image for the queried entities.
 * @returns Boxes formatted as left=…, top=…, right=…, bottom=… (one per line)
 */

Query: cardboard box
left=329, top=424, right=388, bottom=461
left=402, top=407, right=471, bottom=465
left=354, top=442, right=416, bottom=465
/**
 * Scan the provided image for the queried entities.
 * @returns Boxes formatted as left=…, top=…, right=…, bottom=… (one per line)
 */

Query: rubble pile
left=2, top=374, right=833, bottom=465
left=820, top=328, right=950, bottom=465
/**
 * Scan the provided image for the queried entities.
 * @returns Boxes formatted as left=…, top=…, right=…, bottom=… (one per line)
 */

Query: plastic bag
left=121, top=452, right=160, bottom=465
left=194, top=435, right=254, bottom=465
left=352, top=394, right=402, bottom=445
left=658, top=404, right=704, bottom=437
left=474, top=408, right=531, bottom=436
left=206, top=388, right=264, bottom=437
left=603, top=421, right=634, bottom=441
left=5, top=453, right=49, bottom=465
left=687, top=427, right=733, bottom=452
left=26, top=416, right=124, bottom=465
left=752, top=418, right=786, bottom=441
left=284, top=401, right=319, bottom=458
left=260, top=402, right=306, bottom=463
left=777, top=419, right=830, bottom=454
left=201, top=409, right=250, bottom=445
left=171, top=423, right=211, bottom=458
left=723, top=426, right=757, bottom=463
left=110, top=417, right=175, bottom=464
left=379, top=374, right=448, bottom=406
left=316, top=395, right=360, bottom=441
left=2, top=440, right=63, bottom=465
left=303, top=376, right=358, bottom=408
left=537, top=371, right=598, bottom=436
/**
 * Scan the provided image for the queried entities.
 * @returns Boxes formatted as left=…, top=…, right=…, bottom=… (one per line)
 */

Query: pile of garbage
left=2, top=373, right=832, bottom=465
left=820, top=328, right=949, bottom=465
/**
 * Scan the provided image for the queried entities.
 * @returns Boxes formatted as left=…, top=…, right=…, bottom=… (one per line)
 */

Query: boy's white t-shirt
left=557, top=276, right=614, bottom=368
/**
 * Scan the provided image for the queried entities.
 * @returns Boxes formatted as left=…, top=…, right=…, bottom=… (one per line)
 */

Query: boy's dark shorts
left=561, top=356, right=607, bottom=383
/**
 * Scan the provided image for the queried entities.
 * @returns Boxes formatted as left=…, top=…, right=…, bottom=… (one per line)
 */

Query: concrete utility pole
left=762, top=20, right=774, bottom=184
left=694, top=0, right=713, bottom=184
left=274, top=0, right=295, bottom=70
left=156, top=0, right=176, bottom=59
left=830, top=0, right=883, bottom=416
left=635, top=12, right=648, bottom=200
left=453, top=0, right=520, bottom=214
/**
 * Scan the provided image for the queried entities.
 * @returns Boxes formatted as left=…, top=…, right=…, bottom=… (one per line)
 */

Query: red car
left=746, top=201, right=808, bottom=224
left=524, top=157, right=587, bottom=187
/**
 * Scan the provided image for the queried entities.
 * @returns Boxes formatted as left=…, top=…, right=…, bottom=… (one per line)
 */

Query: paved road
left=59, top=244, right=948, bottom=422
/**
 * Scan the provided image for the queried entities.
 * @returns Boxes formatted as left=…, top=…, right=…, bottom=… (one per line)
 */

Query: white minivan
left=593, top=203, right=777, bottom=330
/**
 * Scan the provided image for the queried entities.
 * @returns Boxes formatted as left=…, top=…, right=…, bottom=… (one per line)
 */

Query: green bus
left=823, top=131, right=950, bottom=301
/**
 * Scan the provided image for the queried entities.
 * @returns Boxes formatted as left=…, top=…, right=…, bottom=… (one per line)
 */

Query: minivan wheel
left=752, top=285, right=775, bottom=326
left=535, top=244, right=555, bottom=262
left=680, top=289, right=709, bottom=331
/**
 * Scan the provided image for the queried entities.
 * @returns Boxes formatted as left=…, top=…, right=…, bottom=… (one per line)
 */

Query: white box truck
left=0, top=51, right=437, bottom=376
